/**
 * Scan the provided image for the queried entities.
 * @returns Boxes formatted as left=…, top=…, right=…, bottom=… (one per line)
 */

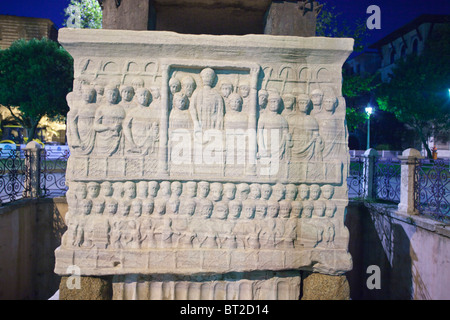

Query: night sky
left=0, top=0, right=449, bottom=49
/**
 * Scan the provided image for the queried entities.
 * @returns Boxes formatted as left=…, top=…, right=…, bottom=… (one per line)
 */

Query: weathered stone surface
left=59, top=276, right=112, bottom=300
left=55, top=28, right=353, bottom=299
left=301, top=272, right=350, bottom=300
left=264, top=1, right=322, bottom=36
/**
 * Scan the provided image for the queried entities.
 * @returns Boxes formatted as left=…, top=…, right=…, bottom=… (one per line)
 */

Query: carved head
left=323, top=96, right=338, bottom=113
left=261, top=184, right=272, bottom=200
left=297, top=94, right=312, bottom=114
left=137, top=181, right=149, bottom=199
left=321, top=185, right=335, bottom=200
left=228, top=200, right=242, bottom=220
left=105, top=86, right=120, bottom=104
left=131, top=78, right=145, bottom=90
left=173, top=92, right=188, bottom=110
left=302, top=201, right=314, bottom=218
left=198, top=181, right=210, bottom=199
left=242, top=200, right=256, bottom=219
left=150, top=86, right=161, bottom=100
left=184, top=181, right=197, bottom=198
left=80, top=199, right=93, bottom=216
left=223, top=183, right=236, bottom=201
left=258, top=90, right=269, bottom=109
left=314, top=200, right=326, bottom=217
left=100, top=181, right=113, bottom=197
left=228, top=93, right=243, bottom=112
left=210, top=182, right=223, bottom=202
left=310, top=184, right=321, bottom=200
left=169, top=77, right=181, bottom=95
left=121, top=86, right=135, bottom=102
left=92, top=199, right=105, bottom=214
left=81, top=86, right=96, bottom=103
left=181, top=76, right=196, bottom=97
left=148, top=181, right=159, bottom=198
left=291, top=201, right=303, bottom=218
left=171, top=181, right=183, bottom=197
left=105, top=199, right=118, bottom=215
left=87, top=182, right=100, bottom=199
left=220, top=82, right=233, bottom=98
left=285, top=184, right=298, bottom=201
left=136, top=88, right=151, bottom=106
left=200, top=68, right=216, bottom=87
left=124, top=181, right=136, bottom=199
left=200, top=200, right=213, bottom=218
left=249, top=184, right=261, bottom=200
left=75, top=182, right=88, bottom=199
left=142, top=199, right=154, bottom=215
left=255, top=200, right=267, bottom=219
left=213, top=202, right=228, bottom=220
left=271, top=183, right=286, bottom=202
left=282, top=94, right=296, bottom=111
left=159, top=181, right=171, bottom=197
left=268, top=92, right=282, bottom=113
left=238, top=82, right=250, bottom=98
left=279, top=200, right=292, bottom=219
left=311, top=89, right=324, bottom=106
left=236, top=183, right=250, bottom=201
left=118, top=201, right=131, bottom=217
left=267, top=200, right=279, bottom=218
left=131, top=198, right=142, bottom=217
left=298, top=184, right=309, bottom=200
left=180, top=198, right=196, bottom=216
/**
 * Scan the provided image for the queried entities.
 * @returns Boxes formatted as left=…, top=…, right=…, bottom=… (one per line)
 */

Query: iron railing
left=0, top=149, right=30, bottom=204
left=415, top=158, right=450, bottom=222
left=348, top=156, right=366, bottom=199
left=374, top=157, right=401, bottom=203
left=40, top=149, right=70, bottom=198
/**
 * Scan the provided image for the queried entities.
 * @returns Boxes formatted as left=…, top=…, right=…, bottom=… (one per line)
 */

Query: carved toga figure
left=189, top=68, right=225, bottom=131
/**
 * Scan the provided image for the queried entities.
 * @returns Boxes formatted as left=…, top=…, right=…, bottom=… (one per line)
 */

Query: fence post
left=397, top=148, right=423, bottom=215
left=363, top=148, right=378, bottom=200
left=23, top=141, right=42, bottom=198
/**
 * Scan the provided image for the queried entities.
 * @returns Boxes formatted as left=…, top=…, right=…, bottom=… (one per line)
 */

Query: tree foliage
left=316, top=3, right=368, bottom=52
left=342, top=72, right=380, bottom=131
left=64, top=0, right=102, bottom=29
left=376, top=24, right=450, bottom=158
left=0, top=38, right=74, bottom=140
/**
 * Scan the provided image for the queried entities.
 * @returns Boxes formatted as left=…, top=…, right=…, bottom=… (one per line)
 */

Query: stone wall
left=0, top=198, right=67, bottom=300
left=346, top=201, right=450, bottom=300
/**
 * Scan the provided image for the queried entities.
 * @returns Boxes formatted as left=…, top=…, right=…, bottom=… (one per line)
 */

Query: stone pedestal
left=55, top=28, right=353, bottom=300
left=397, top=148, right=423, bottom=215
left=301, top=272, right=350, bottom=300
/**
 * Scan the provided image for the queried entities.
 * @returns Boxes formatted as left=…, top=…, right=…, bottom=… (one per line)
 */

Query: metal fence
left=415, top=158, right=450, bottom=222
left=0, top=147, right=69, bottom=205
left=374, top=157, right=401, bottom=203
left=348, top=156, right=366, bottom=199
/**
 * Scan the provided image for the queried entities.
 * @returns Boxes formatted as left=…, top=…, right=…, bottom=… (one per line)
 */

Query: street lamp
left=365, top=106, right=373, bottom=150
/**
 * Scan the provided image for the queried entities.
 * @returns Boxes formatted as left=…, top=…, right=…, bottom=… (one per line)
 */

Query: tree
left=63, top=0, right=103, bottom=29
left=342, top=71, right=380, bottom=131
left=376, top=25, right=450, bottom=158
left=316, top=3, right=368, bottom=52
left=0, top=38, right=74, bottom=140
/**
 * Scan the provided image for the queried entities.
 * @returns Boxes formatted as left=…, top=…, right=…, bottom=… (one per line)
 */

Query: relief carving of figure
left=120, top=86, right=137, bottom=113
left=238, top=82, right=251, bottom=113
left=169, top=92, right=192, bottom=130
left=68, top=86, right=97, bottom=155
left=257, top=91, right=290, bottom=160
left=320, top=96, right=347, bottom=160
left=123, top=88, right=160, bottom=155
left=220, top=81, right=233, bottom=112
left=288, top=94, right=324, bottom=162
left=310, top=89, right=324, bottom=116
left=190, top=68, right=225, bottom=131
left=93, top=86, right=126, bottom=156
left=181, top=75, right=197, bottom=98
left=258, top=89, right=269, bottom=115
left=224, top=93, right=248, bottom=130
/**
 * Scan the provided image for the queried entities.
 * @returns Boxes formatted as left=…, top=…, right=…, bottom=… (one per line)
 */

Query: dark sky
left=0, top=0, right=449, bottom=48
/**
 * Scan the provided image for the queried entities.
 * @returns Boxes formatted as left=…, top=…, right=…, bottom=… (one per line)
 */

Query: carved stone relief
left=56, top=29, right=353, bottom=288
